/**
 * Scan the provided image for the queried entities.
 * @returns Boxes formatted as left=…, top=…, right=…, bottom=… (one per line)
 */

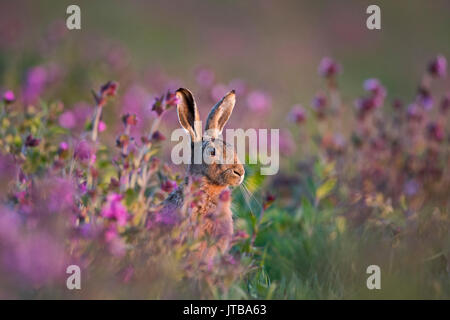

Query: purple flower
left=440, top=93, right=450, bottom=114
left=318, top=57, right=341, bottom=78
left=74, top=140, right=92, bottom=162
left=25, top=134, right=40, bottom=147
left=426, top=122, right=444, bottom=142
left=428, top=55, right=447, bottom=78
left=195, top=67, right=215, bottom=87
left=161, top=180, right=177, bottom=193
left=311, top=92, right=327, bottom=118
left=403, top=179, right=420, bottom=197
left=406, top=104, right=423, bottom=122
left=417, top=86, right=433, bottom=110
left=3, top=90, right=15, bottom=103
left=151, top=130, right=166, bottom=142
left=279, top=130, right=295, bottom=156
left=101, top=193, right=129, bottom=226
left=246, top=90, right=271, bottom=112
left=58, top=110, right=76, bottom=129
left=288, top=105, right=306, bottom=124
left=211, top=83, right=229, bottom=101
left=23, top=66, right=47, bottom=105
left=3, top=232, right=66, bottom=286
left=98, top=121, right=107, bottom=132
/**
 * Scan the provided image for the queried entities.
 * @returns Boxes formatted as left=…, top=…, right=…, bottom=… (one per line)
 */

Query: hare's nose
left=232, top=166, right=244, bottom=177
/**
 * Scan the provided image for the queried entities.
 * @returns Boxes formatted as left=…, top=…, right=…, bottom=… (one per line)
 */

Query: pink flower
left=58, top=111, right=76, bottom=129
left=3, top=90, right=15, bottom=103
left=318, top=57, right=341, bottom=78
left=428, top=54, right=447, bottom=78
left=288, top=104, right=306, bottom=124
left=161, top=180, right=177, bottom=193
left=247, top=90, right=271, bottom=112
left=98, top=121, right=107, bottom=132
left=74, top=140, right=92, bottom=162
left=101, top=193, right=129, bottom=226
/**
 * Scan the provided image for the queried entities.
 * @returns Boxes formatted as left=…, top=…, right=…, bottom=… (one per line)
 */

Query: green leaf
left=315, top=178, right=336, bottom=203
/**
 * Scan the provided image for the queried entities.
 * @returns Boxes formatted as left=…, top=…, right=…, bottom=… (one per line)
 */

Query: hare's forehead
left=202, top=138, right=234, bottom=150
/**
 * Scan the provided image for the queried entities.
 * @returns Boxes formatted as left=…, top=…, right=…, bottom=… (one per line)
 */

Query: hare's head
left=176, top=88, right=245, bottom=187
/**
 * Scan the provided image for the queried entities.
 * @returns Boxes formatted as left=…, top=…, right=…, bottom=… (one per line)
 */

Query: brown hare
left=160, top=88, right=245, bottom=261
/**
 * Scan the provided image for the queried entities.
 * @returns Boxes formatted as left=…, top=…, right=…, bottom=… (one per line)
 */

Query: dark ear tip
left=230, top=89, right=236, bottom=94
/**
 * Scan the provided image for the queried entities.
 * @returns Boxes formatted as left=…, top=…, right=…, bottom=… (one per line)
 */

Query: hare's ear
left=176, top=88, right=202, bottom=142
left=205, top=90, right=236, bottom=138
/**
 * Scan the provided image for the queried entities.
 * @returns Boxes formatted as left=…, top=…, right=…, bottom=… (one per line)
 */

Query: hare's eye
left=210, top=148, right=216, bottom=156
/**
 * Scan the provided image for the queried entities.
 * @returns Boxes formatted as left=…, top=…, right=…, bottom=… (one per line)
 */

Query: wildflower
left=58, top=110, right=76, bottom=129
left=247, top=90, right=271, bottom=112
left=403, top=179, right=420, bottom=197
left=161, top=179, right=177, bottom=193
left=211, top=84, right=229, bottom=101
left=92, top=81, right=118, bottom=107
left=417, top=85, right=433, bottom=110
left=98, top=121, right=107, bottom=132
left=151, top=130, right=166, bottom=142
left=195, top=67, right=215, bottom=87
left=428, top=54, right=447, bottom=78
left=151, top=96, right=164, bottom=116
left=288, top=105, right=306, bottom=124
left=406, top=104, right=423, bottom=122
left=279, top=130, right=295, bottom=156
left=3, top=90, right=15, bottom=104
left=122, top=113, right=138, bottom=126
left=24, top=134, right=40, bottom=147
left=318, top=57, right=341, bottom=78
left=311, top=92, right=327, bottom=118
left=165, top=91, right=179, bottom=109
left=263, top=193, right=276, bottom=210
left=426, top=122, right=444, bottom=142
left=23, top=66, right=47, bottom=105
left=74, top=140, right=92, bottom=161
left=101, top=193, right=129, bottom=226
left=392, top=98, right=404, bottom=110
left=440, top=93, right=450, bottom=114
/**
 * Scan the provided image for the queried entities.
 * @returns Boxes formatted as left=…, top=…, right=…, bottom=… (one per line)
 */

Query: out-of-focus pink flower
left=3, top=232, right=66, bottom=286
left=428, top=54, right=447, bottom=78
left=195, top=67, right=215, bottom=87
left=211, top=83, right=229, bottom=101
left=58, top=110, right=76, bottom=129
left=228, top=79, right=247, bottom=95
left=288, top=104, right=306, bottom=124
left=417, top=86, right=433, bottom=110
left=3, top=90, right=15, bottom=103
left=74, top=140, right=92, bottom=162
left=426, top=122, right=444, bottom=142
left=441, top=93, right=450, bottom=114
left=279, top=130, right=295, bottom=156
left=406, top=104, right=423, bottom=122
left=98, top=121, right=106, bottom=132
left=318, top=57, right=341, bottom=78
left=161, top=180, right=177, bottom=193
left=247, top=90, right=271, bottom=112
left=311, top=92, right=327, bottom=118
left=23, top=66, right=47, bottom=105
left=101, top=193, right=129, bottom=226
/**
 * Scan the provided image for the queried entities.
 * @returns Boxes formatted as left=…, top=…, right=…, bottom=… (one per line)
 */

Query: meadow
left=0, top=0, right=449, bottom=299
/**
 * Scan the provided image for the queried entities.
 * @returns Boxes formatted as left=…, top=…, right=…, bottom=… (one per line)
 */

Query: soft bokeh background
left=0, top=0, right=449, bottom=299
